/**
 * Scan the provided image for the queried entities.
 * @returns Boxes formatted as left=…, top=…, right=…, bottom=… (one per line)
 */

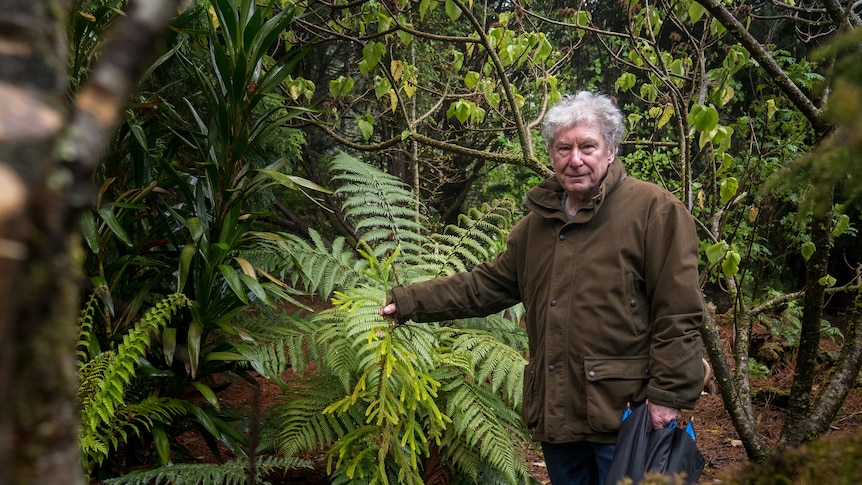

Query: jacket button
left=549, top=365, right=555, bottom=372
left=548, top=435, right=556, bottom=442
left=559, top=234, right=566, bottom=241
left=588, top=370, right=596, bottom=377
left=550, top=299, right=557, bottom=306
left=629, top=299, right=637, bottom=307
left=645, top=369, right=651, bottom=376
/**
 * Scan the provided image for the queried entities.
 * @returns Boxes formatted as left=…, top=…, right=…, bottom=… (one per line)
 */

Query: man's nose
left=566, top=150, right=584, bottom=166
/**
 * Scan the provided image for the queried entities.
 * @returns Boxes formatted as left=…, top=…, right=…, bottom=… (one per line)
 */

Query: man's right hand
left=380, top=299, right=398, bottom=320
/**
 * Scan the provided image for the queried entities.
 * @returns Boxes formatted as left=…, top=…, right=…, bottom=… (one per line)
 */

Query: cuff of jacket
left=389, top=285, right=412, bottom=325
left=646, top=385, right=695, bottom=410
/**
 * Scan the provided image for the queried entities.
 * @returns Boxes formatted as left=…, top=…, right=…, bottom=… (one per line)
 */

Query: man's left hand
left=647, top=402, right=682, bottom=430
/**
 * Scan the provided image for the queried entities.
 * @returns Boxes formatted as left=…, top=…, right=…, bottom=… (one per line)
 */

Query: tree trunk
left=0, top=1, right=82, bottom=483
left=778, top=195, right=833, bottom=448
left=0, top=1, right=185, bottom=483
left=701, top=304, right=768, bottom=462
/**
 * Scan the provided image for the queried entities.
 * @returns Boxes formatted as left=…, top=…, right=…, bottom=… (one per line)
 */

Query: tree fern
left=275, top=373, right=367, bottom=457
left=273, top=229, right=369, bottom=300
left=274, top=154, right=533, bottom=483
left=103, top=455, right=313, bottom=485
left=329, top=151, right=427, bottom=263
left=421, top=198, right=517, bottom=277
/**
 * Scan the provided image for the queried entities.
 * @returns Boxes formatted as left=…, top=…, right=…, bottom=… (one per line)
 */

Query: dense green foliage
left=73, top=0, right=322, bottom=480
left=69, top=0, right=862, bottom=482
left=272, top=153, right=530, bottom=484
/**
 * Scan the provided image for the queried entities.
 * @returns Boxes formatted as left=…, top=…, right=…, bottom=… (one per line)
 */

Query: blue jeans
left=541, top=441, right=616, bottom=485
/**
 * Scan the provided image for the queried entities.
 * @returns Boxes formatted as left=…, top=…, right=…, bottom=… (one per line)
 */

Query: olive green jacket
left=389, top=160, right=704, bottom=444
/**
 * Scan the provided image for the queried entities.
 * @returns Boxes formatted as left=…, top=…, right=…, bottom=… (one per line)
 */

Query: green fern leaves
left=103, top=456, right=313, bottom=485
left=275, top=152, right=532, bottom=484
left=78, top=292, right=192, bottom=471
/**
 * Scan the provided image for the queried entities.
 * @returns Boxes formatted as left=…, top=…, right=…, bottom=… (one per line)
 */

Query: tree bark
left=701, top=304, right=768, bottom=462
left=779, top=198, right=833, bottom=448
left=0, top=1, right=185, bottom=483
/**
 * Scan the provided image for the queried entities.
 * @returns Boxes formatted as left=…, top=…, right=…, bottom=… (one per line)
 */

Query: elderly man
left=381, top=91, right=704, bottom=485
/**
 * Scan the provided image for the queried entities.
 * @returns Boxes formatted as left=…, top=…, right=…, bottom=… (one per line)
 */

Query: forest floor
left=183, top=308, right=862, bottom=485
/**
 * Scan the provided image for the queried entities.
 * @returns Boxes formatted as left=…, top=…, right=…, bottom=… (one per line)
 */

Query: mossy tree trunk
left=0, top=1, right=184, bottom=483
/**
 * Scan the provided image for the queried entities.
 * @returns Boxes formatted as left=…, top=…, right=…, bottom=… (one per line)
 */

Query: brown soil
left=181, top=309, right=862, bottom=485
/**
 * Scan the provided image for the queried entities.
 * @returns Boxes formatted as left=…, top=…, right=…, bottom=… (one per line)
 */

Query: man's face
left=550, top=122, right=615, bottom=200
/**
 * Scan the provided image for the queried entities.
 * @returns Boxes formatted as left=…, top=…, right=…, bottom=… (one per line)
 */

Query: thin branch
left=695, top=0, right=830, bottom=135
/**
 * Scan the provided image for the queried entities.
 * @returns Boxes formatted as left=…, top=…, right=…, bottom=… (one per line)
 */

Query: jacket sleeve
left=390, top=238, right=522, bottom=324
left=644, top=198, right=705, bottom=410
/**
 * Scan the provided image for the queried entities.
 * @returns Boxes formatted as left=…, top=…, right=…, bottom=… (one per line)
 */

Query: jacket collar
left=526, top=159, right=627, bottom=221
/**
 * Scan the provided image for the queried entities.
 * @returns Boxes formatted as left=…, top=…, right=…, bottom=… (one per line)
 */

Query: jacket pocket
left=624, top=272, right=649, bottom=336
left=521, top=361, right=540, bottom=428
left=584, top=356, right=650, bottom=433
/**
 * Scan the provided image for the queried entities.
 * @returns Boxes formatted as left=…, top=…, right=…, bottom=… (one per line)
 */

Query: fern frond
left=445, top=328, right=527, bottom=406
left=311, top=295, right=390, bottom=392
left=274, top=374, right=366, bottom=457
left=329, top=151, right=428, bottom=263
left=77, top=351, right=115, bottom=411
left=79, top=294, right=192, bottom=470
left=418, top=198, right=515, bottom=278
left=449, top=304, right=529, bottom=351
left=442, top=379, right=530, bottom=485
left=104, top=455, right=313, bottom=485
left=236, top=304, right=322, bottom=376
left=77, top=286, right=109, bottom=363
left=81, top=397, right=189, bottom=470
left=278, top=229, right=367, bottom=299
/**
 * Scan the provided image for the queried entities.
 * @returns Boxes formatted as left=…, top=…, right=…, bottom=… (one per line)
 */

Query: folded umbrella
left=604, top=403, right=704, bottom=485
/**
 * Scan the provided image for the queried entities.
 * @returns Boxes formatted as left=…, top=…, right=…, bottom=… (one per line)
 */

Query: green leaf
left=188, top=317, right=203, bottom=379
left=129, top=123, right=147, bottom=151
left=615, top=72, right=637, bottom=92
left=689, top=2, right=707, bottom=23
left=257, top=169, right=332, bottom=193
left=706, top=241, right=728, bottom=264
left=357, top=113, right=374, bottom=140
left=832, top=214, right=850, bottom=237
left=80, top=210, right=100, bottom=254
left=152, top=425, right=171, bottom=465
left=97, top=207, right=133, bottom=246
left=205, top=351, right=246, bottom=361
left=465, top=71, right=480, bottom=89
left=719, top=177, right=739, bottom=204
left=359, top=42, right=385, bottom=75
left=801, top=241, right=816, bottom=261
left=218, top=264, right=250, bottom=303
left=692, top=104, right=719, bottom=132
left=574, top=10, right=591, bottom=28
left=657, top=104, right=674, bottom=129
left=454, top=100, right=470, bottom=123
left=162, top=327, right=177, bottom=366
left=444, top=0, right=461, bottom=21
left=374, top=76, right=391, bottom=99
left=193, top=382, right=220, bottom=408
left=178, top=244, right=195, bottom=292
left=819, top=274, right=837, bottom=287
left=766, top=98, right=777, bottom=120
left=668, top=58, right=685, bottom=78
left=239, top=273, right=271, bottom=305
left=721, top=248, right=741, bottom=277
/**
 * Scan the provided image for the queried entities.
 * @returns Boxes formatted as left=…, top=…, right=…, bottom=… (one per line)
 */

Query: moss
left=723, top=431, right=862, bottom=484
